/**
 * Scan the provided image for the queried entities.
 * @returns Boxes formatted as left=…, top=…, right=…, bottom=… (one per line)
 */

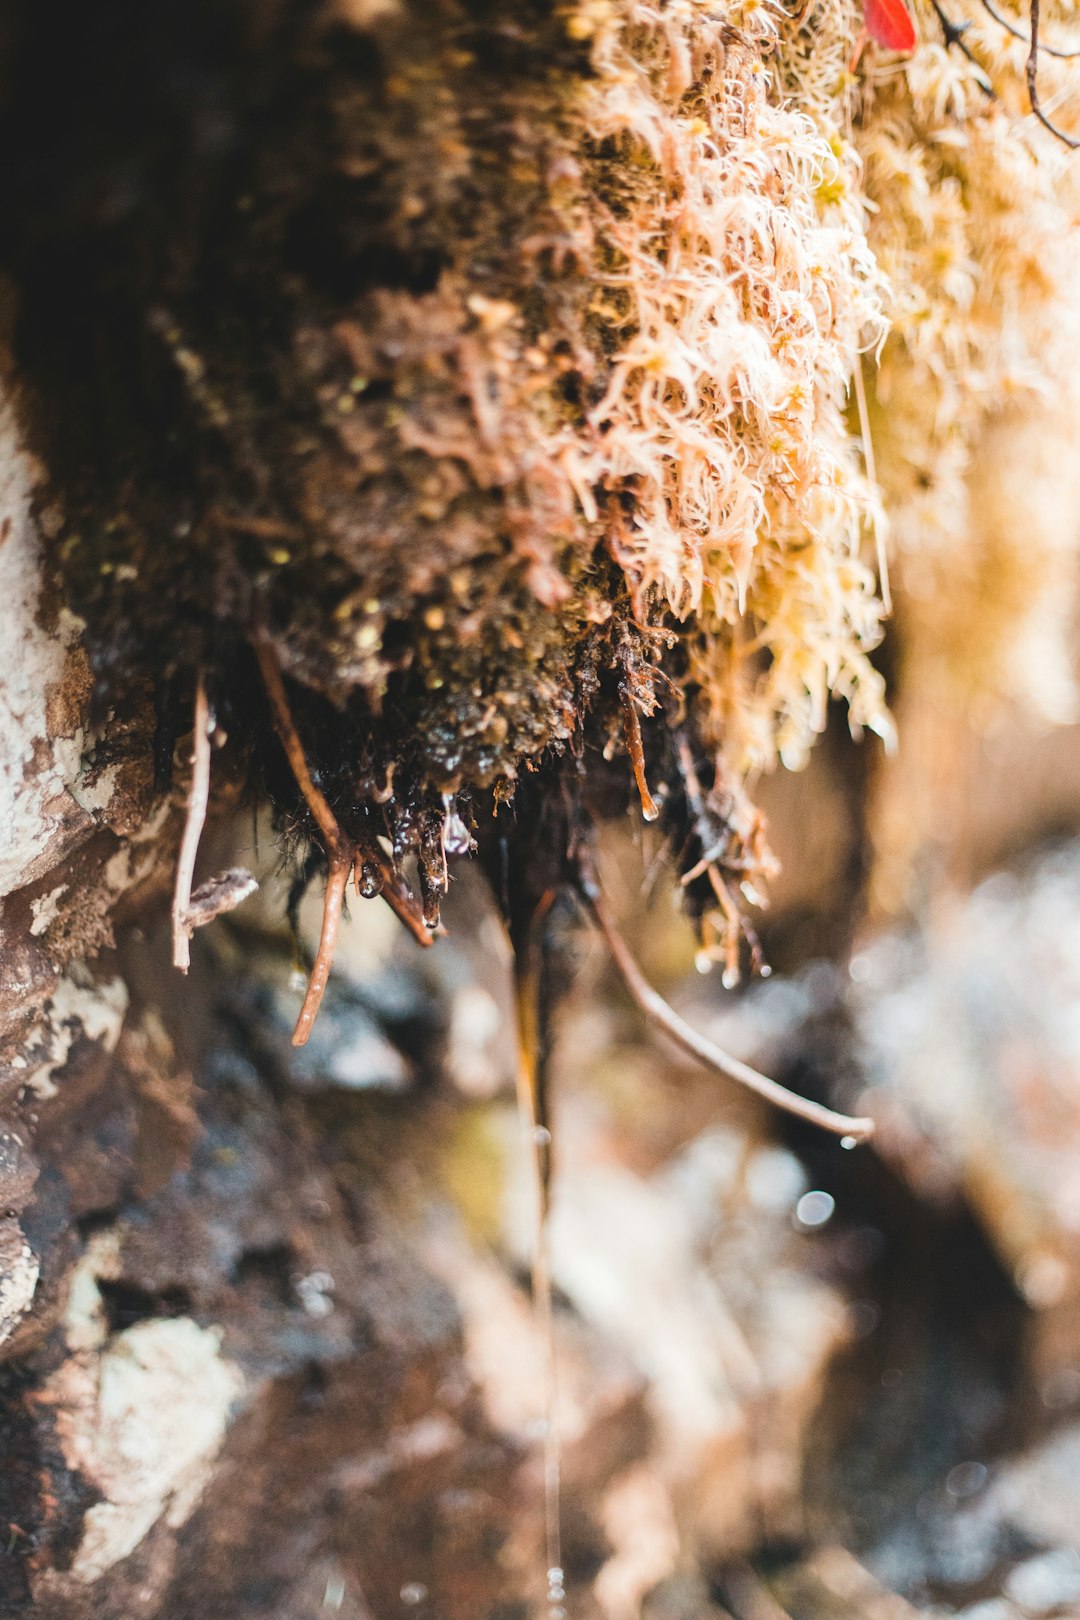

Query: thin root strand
left=292, top=849, right=354, bottom=1046
left=621, top=684, right=659, bottom=823
left=172, top=672, right=212, bottom=974
left=253, top=632, right=434, bottom=983
left=253, top=633, right=341, bottom=851
left=579, top=862, right=874, bottom=1144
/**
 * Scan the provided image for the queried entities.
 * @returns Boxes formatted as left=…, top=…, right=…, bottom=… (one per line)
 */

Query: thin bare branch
left=979, top=0, right=1080, bottom=57
left=172, top=673, right=212, bottom=973
left=929, top=0, right=996, bottom=90
left=1028, top=0, right=1080, bottom=144
left=578, top=863, right=874, bottom=1143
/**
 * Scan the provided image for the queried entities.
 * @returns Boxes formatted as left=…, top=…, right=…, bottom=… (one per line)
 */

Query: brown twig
left=929, top=0, right=996, bottom=90
left=1027, top=0, right=1080, bottom=145
left=578, top=861, right=874, bottom=1143
left=172, top=673, right=212, bottom=973
left=980, top=0, right=1080, bottom=56
left=292, top=847, right=354, bottom=1046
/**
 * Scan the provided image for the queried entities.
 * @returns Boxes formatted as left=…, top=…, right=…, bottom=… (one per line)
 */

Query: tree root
left=252, top=634, right=433, bottom=1046
left=577, top=857, right=875, bottom=1144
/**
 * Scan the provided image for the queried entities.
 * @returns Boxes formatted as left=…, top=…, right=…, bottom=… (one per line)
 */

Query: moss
left=5, top=0, right=1078, bottom=977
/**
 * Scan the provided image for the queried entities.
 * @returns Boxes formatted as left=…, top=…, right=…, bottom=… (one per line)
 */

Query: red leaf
left=864, top=0, right=917, bottom=51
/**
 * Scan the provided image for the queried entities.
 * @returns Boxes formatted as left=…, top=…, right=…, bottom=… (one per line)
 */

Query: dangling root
left=509, top=893, right=563, bottom=1607
left=674, top=731, right=770, bottom=979
left=852, top=358, right=890, bottom=617
left=172, top=673, right=212, bottom=973
left=253, top=635, right=345, bottom=850
left=577, top=858, right=874, bottom=1144
left=292, top=846, right=354, bottom=1046
left=620, top=682, right=659, bottom=824
left=252, top=634, right=434, bottom=1045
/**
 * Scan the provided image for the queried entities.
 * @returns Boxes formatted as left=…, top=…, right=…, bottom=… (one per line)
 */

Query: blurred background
left=72, top=670, right=1080, bottom=1620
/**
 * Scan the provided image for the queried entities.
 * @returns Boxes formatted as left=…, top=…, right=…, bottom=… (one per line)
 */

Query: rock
left=850, top=846, right=1080, bottom=1320
left=0, top=1215, right=39, bottom=1347
left=953, top=1603, right=1021, bottom=1620
left=1002, top=1548, right=1080, bottom=1613
left=769, top=1544, right=949, bottom=1618
left=496, top=1080, right=851, bottom=1568
left=986, top=1423, right=1080, bottom=1554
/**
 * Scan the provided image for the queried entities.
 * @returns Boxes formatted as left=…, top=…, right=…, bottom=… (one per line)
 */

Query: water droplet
left=721, top=966, right=740, bottom=989
left=442, top=807, right=473, bottom=856
left=641, top=804, right=659, bottom=823
left=1017, top=1251, right=1069, bottom=1308
left=848, top=951, right=872, bottom=983
left=840, top=1134, right=857, bottom=1151
left=795, top=1189, right=835, bottom=1229
left=694, top=951, right=714, bottom=975
left=358, top=863, right=382, bottom=900
left=848, top=1299, right=880, bottom=1340
left=546, top=1568, right=566, bottom=1612
left=533, top=1126, right=552, bottom=1147
left=759, top=963, right=772, bottom=978
left=946, top=1460, right=988, bottom=1499
left=400, top=1583, right=428, bottom=1607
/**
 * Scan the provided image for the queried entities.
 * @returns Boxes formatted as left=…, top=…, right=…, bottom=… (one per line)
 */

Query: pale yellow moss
left=557, top=0, right=1080, bottom=939
left=850, top=0, right=1080, bottom=908
left=569, top=0, right=893, bottom=770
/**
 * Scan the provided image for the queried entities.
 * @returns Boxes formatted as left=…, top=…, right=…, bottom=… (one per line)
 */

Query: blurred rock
left=849, top=846, right=1080, bottom=1328
left=497, top=1063, right=852, bottom=1570
left=770, top=1545, right=941, bottom=1618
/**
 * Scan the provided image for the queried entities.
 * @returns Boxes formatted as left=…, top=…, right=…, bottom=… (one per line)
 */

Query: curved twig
left=578, top=861, right=874, bottom=1144
left=1027, top=0, right=1080, bottom=145
left=980, top=0, right=1080, bottom=57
